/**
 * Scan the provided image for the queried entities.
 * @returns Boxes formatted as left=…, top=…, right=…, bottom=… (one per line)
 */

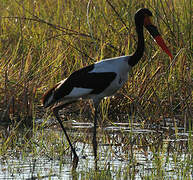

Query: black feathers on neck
left=128, top=8, right=152, bottom=67
left=128, top=23, right=145, bottom=67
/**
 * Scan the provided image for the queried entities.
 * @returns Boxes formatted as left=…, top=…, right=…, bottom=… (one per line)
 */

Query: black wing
left=54, top=64, right=117, bottom=100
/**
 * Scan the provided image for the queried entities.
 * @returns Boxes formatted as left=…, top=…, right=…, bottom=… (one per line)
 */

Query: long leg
left=53, top=102, right=79, bottom=170
left=92, top=99, right=101, bottom=170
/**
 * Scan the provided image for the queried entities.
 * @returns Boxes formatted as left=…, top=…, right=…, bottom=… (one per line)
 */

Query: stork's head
left=135, top=8, right=173, bottom=59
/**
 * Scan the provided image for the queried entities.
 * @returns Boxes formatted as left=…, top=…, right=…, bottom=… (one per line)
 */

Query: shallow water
left=0, top=121, right=192, bottom=179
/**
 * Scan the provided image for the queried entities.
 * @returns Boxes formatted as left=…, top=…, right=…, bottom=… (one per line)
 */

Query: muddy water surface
left=0, top=121, right=192, bottom=179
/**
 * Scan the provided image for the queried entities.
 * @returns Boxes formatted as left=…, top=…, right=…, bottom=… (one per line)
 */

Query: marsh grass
left=0, top=0, right=192, bottom=124
left=0, top=0, right=192, bottom=179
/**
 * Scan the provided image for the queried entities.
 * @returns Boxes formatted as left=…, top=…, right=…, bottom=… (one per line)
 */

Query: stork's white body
left=43, top=55, right=132, bottom=108
left=87, top=56, right=131, bottom=99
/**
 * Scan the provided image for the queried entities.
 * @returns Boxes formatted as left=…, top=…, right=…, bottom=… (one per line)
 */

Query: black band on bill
left=145, top=25, right=160, bottom=38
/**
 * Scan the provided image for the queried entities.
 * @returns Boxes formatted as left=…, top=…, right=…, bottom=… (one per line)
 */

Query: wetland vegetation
left=0, top=0, right=192, bottom=179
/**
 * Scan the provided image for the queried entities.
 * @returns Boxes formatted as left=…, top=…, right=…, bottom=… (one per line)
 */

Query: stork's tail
left=41, top=83, right=59, bottom=108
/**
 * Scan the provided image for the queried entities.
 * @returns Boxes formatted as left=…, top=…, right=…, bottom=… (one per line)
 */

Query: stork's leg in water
left=53, top=102, right=79, bottom=170
left=92, top=100, right=100, bottom=170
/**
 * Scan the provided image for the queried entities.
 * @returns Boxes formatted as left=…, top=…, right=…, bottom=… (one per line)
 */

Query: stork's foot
left=72, top=154, right=79, bottom=171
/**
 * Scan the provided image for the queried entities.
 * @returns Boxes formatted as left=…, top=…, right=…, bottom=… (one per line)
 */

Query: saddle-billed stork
left=41, top=8, right=173, bottom=170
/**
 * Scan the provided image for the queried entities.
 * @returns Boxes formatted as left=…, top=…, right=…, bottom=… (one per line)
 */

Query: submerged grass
left=0, top=0, right=192, bottom=179
left=0, top=122, right=192, bottom=179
